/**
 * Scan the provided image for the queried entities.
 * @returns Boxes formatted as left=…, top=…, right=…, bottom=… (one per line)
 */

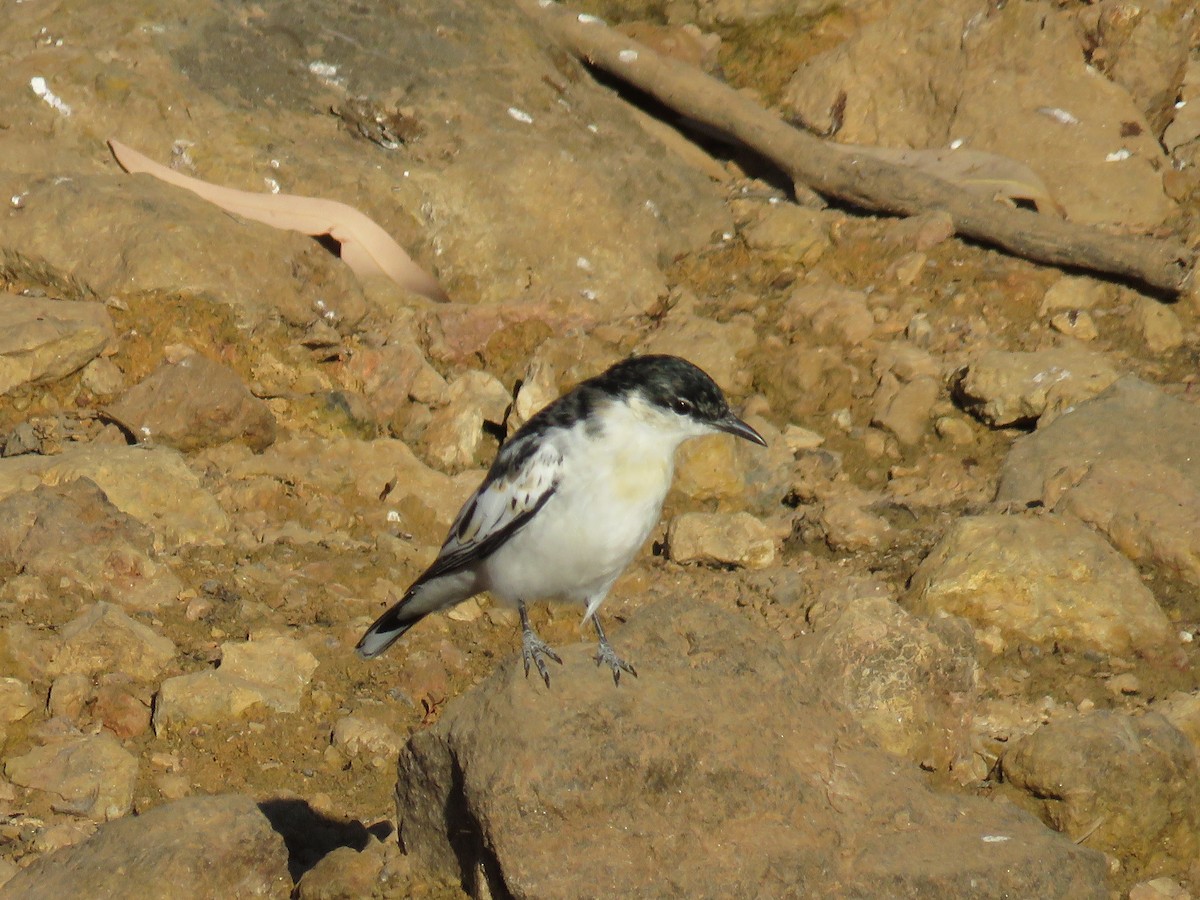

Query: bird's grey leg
left=518, top=599, right=562, bottom=688
left=591, top=614, right=637, bottom=685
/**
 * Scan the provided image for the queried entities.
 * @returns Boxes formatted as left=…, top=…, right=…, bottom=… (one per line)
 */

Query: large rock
left=5, top=733, right=138, bottom=822
left=0, top=445, right=230, bottom=548
left=998, top=377, right=1200, bottom=587
left=907, top=514, right=1173, bottom=657
left=395, top=600, right=1108, bottom=897
left=1002, top=711, right=1200, bottom=882
left=50, top=602, right=177, bottom=681
left=107, top=354, right=276, bottom=452
left=0, top=794, right=290, bottom=899
left=0, top=294, right=115, bottom=395
left=0, top=480, right=182, bottom=610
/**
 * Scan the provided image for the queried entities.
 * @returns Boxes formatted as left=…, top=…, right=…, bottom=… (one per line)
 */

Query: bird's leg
left=591, top=614, right=637, bottom=685
left=518, top=599, right=562, bottom=688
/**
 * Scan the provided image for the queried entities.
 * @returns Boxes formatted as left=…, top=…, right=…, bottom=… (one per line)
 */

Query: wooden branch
left=520, top=1, right=1195, bottom=296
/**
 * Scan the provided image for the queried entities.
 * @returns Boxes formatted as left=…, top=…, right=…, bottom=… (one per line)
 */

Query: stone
left=0, top=794, right=290, bottom=899
left=0, top=445, right=230, bottom=549
left=997, top=377, right=1200, bottom=587
left=872, top=375, right=940, bottom=445
left=332, top=715, right=405, bottom=760
left=639, top=315, right=756, bottom=395
left=0, top=479, right=182, bottom=610
left=419, top=370, right=510, bottom=473
left=79, top=356, right=125, bottom=398
left=781, top=285, right=876, bottom=346
left=1133, top=297, right=1184, bottom=353
left=153, top=671, right=269, bottom=734
left=952, top=346, right=1119, bottom=427
left=1128, top=877, right=1192, bottom=900
left=819, top=493, right=895, bottom=551
left=107, top=354, right=277, bottom=452
left=50, top=602, right=177, bottom=681
left=907, top=514, right=1172, bottom=657
left=781, top=425, right=825, bottom=453
left=394, top=599, right=1108, bottom=897
left=5, top=733, right=138, bottom=822
left=741, top=204, right=830, bottom=265
left=295, top=841, right=390, bottom=900
left=667, top=511, right=777, bottom=568
left=1002, top=711, right=1200, bottom=882
left=1048, top=309, right=1099, bottom=341
left=809, top=597, right=976, bottom=774
left=92, top=682, right=152, bottom=739
left=673, top=435, right=748, bottom=503
left=218, top=635, right=320, bottom=714
left=1039, top=275, right=1109, bottom=315
left=0, top=294, right=115, bottom=395
left=0, top=678, right=35, bottom=725
left=48, top=674, right=93, bottom=721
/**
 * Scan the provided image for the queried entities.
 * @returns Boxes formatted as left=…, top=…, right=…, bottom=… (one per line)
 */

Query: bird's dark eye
left=671, top=398, right=694, bottom=416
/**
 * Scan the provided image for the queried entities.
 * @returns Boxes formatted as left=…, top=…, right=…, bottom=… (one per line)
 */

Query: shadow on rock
left=258, top=797, right=393, bottom=881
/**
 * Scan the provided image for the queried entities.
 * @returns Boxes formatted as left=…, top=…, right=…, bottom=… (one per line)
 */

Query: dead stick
left=521, top=1, right=1194, bottom=296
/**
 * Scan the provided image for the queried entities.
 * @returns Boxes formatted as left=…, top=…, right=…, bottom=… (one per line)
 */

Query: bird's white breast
left=480, top=398, right=687, bottom=607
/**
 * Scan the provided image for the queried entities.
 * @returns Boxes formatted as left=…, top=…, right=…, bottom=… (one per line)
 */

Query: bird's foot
left=594, top=638, right=637, bottom=686
left=521, top=629, right=563, bottom=688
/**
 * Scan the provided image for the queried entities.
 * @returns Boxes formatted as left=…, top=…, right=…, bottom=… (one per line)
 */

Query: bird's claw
left=594, top=640, right=637, bottom=686
left=521, top=632, right=563, bottom=688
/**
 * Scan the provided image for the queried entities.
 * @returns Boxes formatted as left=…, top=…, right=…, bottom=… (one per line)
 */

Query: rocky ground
left=0, top=0, right=1199, bottom=897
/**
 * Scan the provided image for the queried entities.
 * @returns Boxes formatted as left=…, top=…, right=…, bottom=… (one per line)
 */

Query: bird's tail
left=355, top=594, right=426, bottom=659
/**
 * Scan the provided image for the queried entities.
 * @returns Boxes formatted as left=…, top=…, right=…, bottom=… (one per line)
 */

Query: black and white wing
left=356, top=434, right=563, bottom=659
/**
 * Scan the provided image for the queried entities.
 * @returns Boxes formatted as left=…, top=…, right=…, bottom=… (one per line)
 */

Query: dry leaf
left=108, top=139, right=448, bottom=301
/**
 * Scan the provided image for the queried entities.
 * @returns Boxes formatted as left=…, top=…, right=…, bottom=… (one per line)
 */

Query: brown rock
left=107, top=354, right=276, bottom=452
left=0, top=479, right=182, bottom=610
left=5, top=733, right=138, bottom=822
left=92, top=682, right=151, bottom=739
left=1002, top=711, right=1200, bottom=882
left=0, top=794, right=290, bottom=899
left=666, top=511, right=777, bottom=568
left=0, top=295, right=115, bottom=396
left=907, top=514, right=1172, bottom=657
left=395, top=600, right=1108, bottom=897
left=997, top=377, right=1200, bottom=587
left=51, top=602, right=177, bottom=681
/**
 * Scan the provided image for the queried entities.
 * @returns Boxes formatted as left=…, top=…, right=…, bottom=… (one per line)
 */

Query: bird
left=355, top=353, right=767, bottom=686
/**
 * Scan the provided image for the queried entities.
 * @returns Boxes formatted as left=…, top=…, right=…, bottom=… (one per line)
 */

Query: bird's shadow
left=257, top=797, right=394, bottom=881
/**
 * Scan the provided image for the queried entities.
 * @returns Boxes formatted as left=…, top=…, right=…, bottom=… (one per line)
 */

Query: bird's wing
left=414, top=436, right=564, bottom=585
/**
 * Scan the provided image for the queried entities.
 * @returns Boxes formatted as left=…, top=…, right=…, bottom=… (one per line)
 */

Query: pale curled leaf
left=107, top=139, right=449, bottom=301
left=835, top=143, right=1064, bottom=217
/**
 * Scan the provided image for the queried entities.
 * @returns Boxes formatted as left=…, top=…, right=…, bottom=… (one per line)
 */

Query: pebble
left=667, top=511, right=776, bottom=569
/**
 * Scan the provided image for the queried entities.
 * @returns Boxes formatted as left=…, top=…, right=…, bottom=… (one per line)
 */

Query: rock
left=673, top=435, right=748, bottom=503
left=332, top=715, right=405, bottom=761
left=1133, top=297, right=1184, bottom=353
left=219, top=635, right=320, bottom=714
left=952, top=346, right=1119, bottom=427
left=0, top=294, right=115, bottom=395
left=343, top=339, right=448, bottom=424
left=818, top=493, right=895, bottom=551
left=394, top=599, right=1108, bottom=897
left=809, top=597, right=976, bottom=774
left=0, top=445, right=230, bottom=548
left=79, top=356, right=125, bottom=398
left=1002, top=711, right=1200, bottom=882
left=781, top=424, right=825, bottom=452
left=741, top=204, right=829, bottom=265
left=107, top=354, right=277, bottom=452
left=1048, top=309, right=1099, bottom=341
left=997, top=377, right=1200, bottom=587
left=0, top=678, right=36, bottom=726
left=92, top=681, right=152, bottom=739
left=1128, top=877, right=1192, bottom=900
left=667, top=511, right=777, bottom=568
left=154, top=634, right=318, bottom=733
left=50, top=602, right=177, bottom=681
left=153, top=671, right=270, bottom=734
left=48, top=674, right=93, bottom=721
left=872, top=374, right=941, bottom=445
left=907, top=514, right=1173, bottom=657
left=295, top=841, right=390, bottom=900
left=0, top=480, right=182, bottom=610
left=419, top=370, right=510, bottom=473
left=780, top=284, right=876, bottom=346
left=1039, top=275, right=1110, bottom=315
left=0, top=794, right=290, bottom=899
left=5, top=733, right=138, bottom=821
left=1158, top=690, right=1200, bottom=757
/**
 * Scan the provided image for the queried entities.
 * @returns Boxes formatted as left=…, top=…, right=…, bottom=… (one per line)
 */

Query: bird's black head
left=594, top=354, right=767, bottom=446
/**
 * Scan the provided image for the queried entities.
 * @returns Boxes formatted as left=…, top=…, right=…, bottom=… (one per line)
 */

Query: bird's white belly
left=480, top=443, right=672, bottom=606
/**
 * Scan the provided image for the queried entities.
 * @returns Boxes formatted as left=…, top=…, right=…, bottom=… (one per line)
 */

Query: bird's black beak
left=717, top=413, right=767, bottom=446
